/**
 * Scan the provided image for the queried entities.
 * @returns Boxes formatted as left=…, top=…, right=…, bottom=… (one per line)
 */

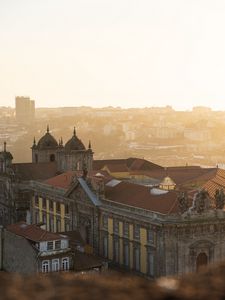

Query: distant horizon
left=1, top=102, right=224, bottom=112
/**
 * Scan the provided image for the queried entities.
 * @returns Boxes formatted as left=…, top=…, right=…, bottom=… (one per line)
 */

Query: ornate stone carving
left=177, top=191, right=189, bottom=214
left=191, top=189, right=211, bottom=213
left=215, top=189, right=225, bottom=209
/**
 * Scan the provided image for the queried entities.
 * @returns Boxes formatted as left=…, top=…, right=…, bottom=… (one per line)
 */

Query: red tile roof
left=203, top=169, right=225, bottom=199
left=74, top=251, right=105, bottom=271
left=105, top=181, right=179, bottom=215
left=6, top=222, right=67, bottom=242
left=45, top=171, right=76, bottom=189
left=93, top=158, right=163, bottom=172
left=130, top=167, right=217, bottom=186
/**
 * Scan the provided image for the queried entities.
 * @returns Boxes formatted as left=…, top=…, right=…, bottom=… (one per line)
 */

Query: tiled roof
left=103, top=163, right=129, bottom=173
left=203, top=169, right=225, bottom=199
left=93, top=158, right=163, bottom=172
left=74, top=251, right=105, bottom=271
left=105, top=181, right=179, bottom=215
left=45, top=171, right=76, bottom=189
left=89, top=170, right=113, bottom=184
left=129, top=159, right=163, bottom=171
left=12, top=162, right=58, bottom=181
left=130, top=167, right=217, bottom=186
left=6, top=222, right=68, bottom=242
left=60, top=231, right=85, bottom=249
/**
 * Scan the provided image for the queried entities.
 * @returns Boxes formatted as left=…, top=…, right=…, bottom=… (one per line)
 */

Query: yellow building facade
left=101, top=215, right=155, bottom=276
left=33, top=196, right=70, bottom=233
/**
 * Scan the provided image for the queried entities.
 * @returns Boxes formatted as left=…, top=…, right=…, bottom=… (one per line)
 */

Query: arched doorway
left=196, top=252, right=208, bottom=271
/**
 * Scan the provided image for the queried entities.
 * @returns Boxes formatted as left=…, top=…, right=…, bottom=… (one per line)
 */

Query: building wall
left=57, top=150, right=93, bottom=172
left=29, top=182, right=225, bottom=278
left=32, top=148, right=57, bottom=163
left=101, top=214, right=155, bottom=277
left=32, top=196, right=69, bottom=233
left=3, top=230, right=37, bottom=274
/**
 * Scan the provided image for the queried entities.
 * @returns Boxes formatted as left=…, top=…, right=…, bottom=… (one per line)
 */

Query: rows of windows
left=41, top=257, right=69, bottom=273
left=102, top=215, right=155, bottom=243
left=34, top=196, right=69, bottom=215
left=103, top=236, right=155, bottom=276
left=34, top=211, right=70, bottom=232
left=47, top=240, right=61, bottom=251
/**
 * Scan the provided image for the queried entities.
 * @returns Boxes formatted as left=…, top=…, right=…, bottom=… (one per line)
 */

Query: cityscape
left=1, top=0, right=225, bottom=299
left=2, top=98, right=225, bottom=168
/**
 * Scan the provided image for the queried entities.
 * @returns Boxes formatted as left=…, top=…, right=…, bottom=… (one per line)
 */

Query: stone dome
left=37, top=126, right=58, bottom=150
left=65, top=128, right=85, bottom=151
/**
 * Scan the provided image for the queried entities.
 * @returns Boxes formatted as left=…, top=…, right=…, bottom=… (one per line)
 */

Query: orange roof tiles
left=45, top=171, right=76, bottom=189
left=7, top=222, right=67, bottom=242
left=105, top=181, right=179, bottom=215
left=130, top=167, right=217, bottom=186
left=203, top=169, right=225, bottom=199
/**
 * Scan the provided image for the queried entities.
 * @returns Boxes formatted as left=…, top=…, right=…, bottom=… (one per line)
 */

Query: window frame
left=56, top=202, right=61, bottom=214
left=134, top=224, right=140, bottom=240
left=62, top=257, right=69, bottom=271
left=55, top=240, right=61, bottom=250
left=102, top=215, right=108, bottom=230
left=123, top=222, right=129, bottom=238
left=42, top=197, right=46, bottom=209
left=113, top=219, right=119, bottom=234
left=47, top=241, right=54, bottom=251
left=52, top=258, right=60, bottom=272
left=42, top=260, right=50, bottom=273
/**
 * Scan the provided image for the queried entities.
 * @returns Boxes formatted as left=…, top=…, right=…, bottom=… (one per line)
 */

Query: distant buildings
left=15, top=96, right=35, bottom=123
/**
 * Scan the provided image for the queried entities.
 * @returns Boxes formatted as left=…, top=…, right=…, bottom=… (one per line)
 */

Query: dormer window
left=47, top=241, right=53, bottom=250
left=55, top=240, right=61, bottom=250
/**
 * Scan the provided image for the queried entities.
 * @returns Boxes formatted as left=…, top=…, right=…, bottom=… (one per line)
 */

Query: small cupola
left=159, top=176, right=176, bottom=190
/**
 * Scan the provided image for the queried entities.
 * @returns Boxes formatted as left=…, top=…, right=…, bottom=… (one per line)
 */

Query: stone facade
left=32, top=127, right=93, bottom=173
left=2, top=129, right=225, bottom=278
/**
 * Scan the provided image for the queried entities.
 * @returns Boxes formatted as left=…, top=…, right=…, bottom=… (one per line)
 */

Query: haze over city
left=1, top=0, right=225, bottom=109
left=3, top=1, right=225, bottom=299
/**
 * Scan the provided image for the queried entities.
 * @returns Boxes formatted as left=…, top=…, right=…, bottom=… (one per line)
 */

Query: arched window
left=42, top=260, right=50, bottom=273
left=196, top=252, right=208, bottom=271
left=62, top=257, right=69, bottom=271
left=52, top=259, right=60, bottom=272
left=50, top=154, right=55, bottom=162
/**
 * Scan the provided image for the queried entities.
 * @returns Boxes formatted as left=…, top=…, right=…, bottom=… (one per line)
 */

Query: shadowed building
left=2, top=127, right=225, bottom=278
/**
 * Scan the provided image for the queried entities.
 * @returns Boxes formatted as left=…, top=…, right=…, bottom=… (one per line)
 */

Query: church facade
left=1, top=127, right=225, bottom=277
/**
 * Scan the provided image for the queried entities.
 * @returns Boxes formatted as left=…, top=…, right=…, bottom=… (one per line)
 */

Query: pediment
left=65, top=178, right=101, bottom=207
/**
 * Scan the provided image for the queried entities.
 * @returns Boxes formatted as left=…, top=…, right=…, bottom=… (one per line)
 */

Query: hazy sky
left=1, top=0, right=225, bottom=109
